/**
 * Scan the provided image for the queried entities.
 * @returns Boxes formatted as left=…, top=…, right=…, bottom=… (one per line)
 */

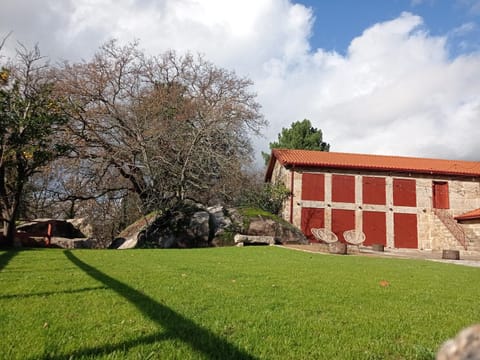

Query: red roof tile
left=266, top=149, right=480, bottom=180
left=455, top=208, right=480, bottom=221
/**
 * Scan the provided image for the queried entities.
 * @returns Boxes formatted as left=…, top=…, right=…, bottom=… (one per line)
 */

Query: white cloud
left=257, top=11, right=480, bottom=161
left=1, top=2, right=479, bottom=163
left=458, top=0, right=480, bottom=15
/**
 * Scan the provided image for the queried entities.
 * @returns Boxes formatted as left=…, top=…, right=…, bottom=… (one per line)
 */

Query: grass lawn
left=0, top=247, right=479, bottom=359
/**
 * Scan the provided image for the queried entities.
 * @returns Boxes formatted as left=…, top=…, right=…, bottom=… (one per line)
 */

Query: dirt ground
left=279, top=243, right=480, bottom=268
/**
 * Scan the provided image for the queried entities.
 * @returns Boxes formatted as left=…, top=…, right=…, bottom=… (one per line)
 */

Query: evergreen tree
left=263, top=119, right=329, bottom=164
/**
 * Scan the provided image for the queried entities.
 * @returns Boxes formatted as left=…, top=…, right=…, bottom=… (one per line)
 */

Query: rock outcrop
left=15, top=219, right=96, bottom=248
left=111, top=202, right=307, bottom=249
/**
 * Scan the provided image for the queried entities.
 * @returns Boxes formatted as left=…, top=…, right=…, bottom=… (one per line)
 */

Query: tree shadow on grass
left=0, top=286, right=108, bottom=300
left=60, top=250, right=256, bottom=360
left=0, top=250, right=18, bottom=272
left=32, top=332, right=172, bottom=360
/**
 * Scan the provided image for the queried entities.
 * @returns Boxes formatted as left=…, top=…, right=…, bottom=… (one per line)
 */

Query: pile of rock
left=110, top=202, right=307, bottom=249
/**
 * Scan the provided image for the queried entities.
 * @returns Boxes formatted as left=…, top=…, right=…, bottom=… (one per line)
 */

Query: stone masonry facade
left=269, top=159, right=480, bottom=252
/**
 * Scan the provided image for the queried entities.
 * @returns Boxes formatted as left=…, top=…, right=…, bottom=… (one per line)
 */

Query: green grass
left=1, top=247, right=479, bottom=359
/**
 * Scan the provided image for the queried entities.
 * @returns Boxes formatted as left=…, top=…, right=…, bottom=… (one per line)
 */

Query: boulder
left=437, top=324, right=480, bottom=360
left=15, top=219, right=97, bottom=248
left=246, top=217, right=307, bottom=244
left=208, top=205, right=232, bottom=231
left=188, top=211, right=210, bottom=243
left=234, top=234, right=276, bottom=246
left=108, top=237, right=127, bottom=249
left=17, top=219, right=86, bottom=239
left=67, top=218, right=94, bottom=238
left=50, top=237, right=97, bottom=249
left=118, top=202, right=213, bottom=249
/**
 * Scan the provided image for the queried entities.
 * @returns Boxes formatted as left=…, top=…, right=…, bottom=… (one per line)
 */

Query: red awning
left=455, top=208, right=480, bottom=221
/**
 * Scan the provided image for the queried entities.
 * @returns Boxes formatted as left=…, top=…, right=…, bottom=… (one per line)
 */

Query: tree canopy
left=0, top=45, right=70, bottom=246
left=55, top=40, right=266, bottom=213
left=263, top=119, right=329, bottom=164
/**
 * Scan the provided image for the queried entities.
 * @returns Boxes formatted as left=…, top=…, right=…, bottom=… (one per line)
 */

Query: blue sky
left=298, top=0, right=480, bottom=56
left=1, top=0, right=480, bottom=162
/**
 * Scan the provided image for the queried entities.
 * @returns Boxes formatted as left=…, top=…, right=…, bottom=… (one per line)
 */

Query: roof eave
left=264, top=153, right=276, bottom=182
left=455, top=215, right=480, bottom=221
left=279, top=162, right=480, bottom=178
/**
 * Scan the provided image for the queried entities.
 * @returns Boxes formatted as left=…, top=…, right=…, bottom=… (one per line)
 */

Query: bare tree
left=57, top=40, right=266, bottom=213
left=0, top=44, right=70, bottom=246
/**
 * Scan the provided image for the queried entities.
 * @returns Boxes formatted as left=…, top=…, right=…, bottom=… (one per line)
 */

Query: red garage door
left=394, top=213, right=418, bottom=248
left=301, top=208, right=324, bottom=242
left=302, top=173, right=325, bottom=201
left=393, top=179, right=416, bottom=207
left=332, top=175, right=355, bottom=203
left=332, top=209, right=355, bottom=243
left=363, top=211, right=386, bottom=246
left=363, top=177, right=386, bottom=205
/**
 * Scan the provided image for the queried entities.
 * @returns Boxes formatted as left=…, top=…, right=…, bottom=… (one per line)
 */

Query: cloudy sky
left=2, top=0, right=480, bottom=165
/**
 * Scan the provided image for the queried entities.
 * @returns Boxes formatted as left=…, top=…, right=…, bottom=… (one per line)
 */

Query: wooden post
left=46, top=223, right=52, bottom=247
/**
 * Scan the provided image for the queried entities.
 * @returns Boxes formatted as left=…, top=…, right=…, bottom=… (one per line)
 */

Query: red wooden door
left=363, top=211, right=386, bottom=246
left=301, top=208, right=325, bottom=242
left=332, top=174, right=355, bottom=203
left=393, top=179, right=416, bottom=207
left=433, top=182, right=449, bottom=209
left=362, top=177, right=386, bottom=205
left=331, top=209, right=355, bottom=243
left=394, top=213, right=418, bottom=248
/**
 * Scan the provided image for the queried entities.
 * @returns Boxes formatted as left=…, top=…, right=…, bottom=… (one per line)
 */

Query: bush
left=238, top=182, right=290, bottom=215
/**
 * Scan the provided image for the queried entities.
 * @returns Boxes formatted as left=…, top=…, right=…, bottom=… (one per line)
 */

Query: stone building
left=265, top=149, right=480, bottom=252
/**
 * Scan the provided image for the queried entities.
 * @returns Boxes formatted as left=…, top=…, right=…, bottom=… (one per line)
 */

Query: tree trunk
left=4, top=218, right=16, bottom=247
left=0, top=212, right=14, bottom=248
left=1, top=186, right=22, bottom=248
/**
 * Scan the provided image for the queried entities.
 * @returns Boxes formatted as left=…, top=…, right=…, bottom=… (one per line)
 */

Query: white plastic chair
left=311, top=228, right=338, bottom=244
